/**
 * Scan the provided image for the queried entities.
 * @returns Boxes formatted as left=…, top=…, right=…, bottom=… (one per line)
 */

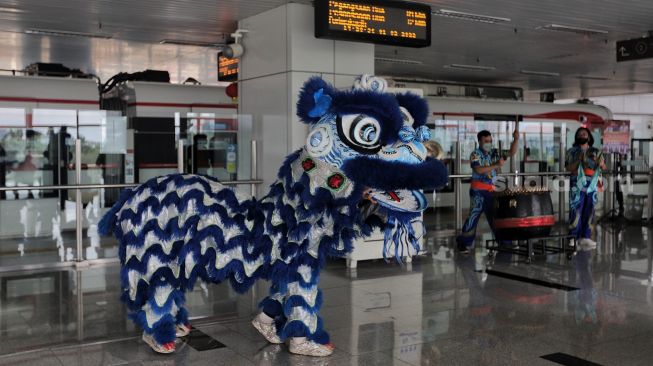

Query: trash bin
left=624, top=194, right=647, bottom=221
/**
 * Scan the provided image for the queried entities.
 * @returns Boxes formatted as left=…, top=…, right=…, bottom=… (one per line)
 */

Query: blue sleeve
left=470, top=150, right=480, bottom=168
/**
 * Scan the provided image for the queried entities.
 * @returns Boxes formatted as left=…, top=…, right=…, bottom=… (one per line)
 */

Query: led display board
left=218, top=52, right=238, bottom=82
left=315, top=0, right=431, bottom=47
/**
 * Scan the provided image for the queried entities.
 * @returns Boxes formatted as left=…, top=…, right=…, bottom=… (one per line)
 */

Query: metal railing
left=0, top=139, right=263, bottom=273
left=0, top=138, right=263, bottom=345
left=0, top=181, right=264, bottom=192
left=2, top=138, right=651, bottom=269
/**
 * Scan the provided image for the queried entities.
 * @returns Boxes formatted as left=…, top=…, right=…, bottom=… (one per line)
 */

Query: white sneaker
left=175, top=323, right=191, bottom=337
left=142, top=332, right=176, bottom=354
left=251, top=316, right=283, bottom=344
left=288, top=339, right=335, bottom=357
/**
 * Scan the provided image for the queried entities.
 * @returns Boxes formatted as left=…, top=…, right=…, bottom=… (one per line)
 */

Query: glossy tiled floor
left=1, top=214, right=653, bottom=365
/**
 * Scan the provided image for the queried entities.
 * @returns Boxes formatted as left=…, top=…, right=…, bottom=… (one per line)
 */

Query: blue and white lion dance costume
left=99, top=75, right=448, bottom=356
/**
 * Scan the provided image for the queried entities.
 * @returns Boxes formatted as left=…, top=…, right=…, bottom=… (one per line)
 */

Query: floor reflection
left=0, top=184, right=124, bottom=268
left=1, top=214, right=653, bottom=365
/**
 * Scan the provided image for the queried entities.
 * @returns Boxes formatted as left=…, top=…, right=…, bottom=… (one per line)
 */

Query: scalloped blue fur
left=296, top=77, right=335, bottom=125
left=395, top=92, right=429, bottom=128
left=296, top=78, right=404, bottom=145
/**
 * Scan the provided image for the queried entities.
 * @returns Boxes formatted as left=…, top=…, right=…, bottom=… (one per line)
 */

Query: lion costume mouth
left=368, top=189, right=428, bottom=213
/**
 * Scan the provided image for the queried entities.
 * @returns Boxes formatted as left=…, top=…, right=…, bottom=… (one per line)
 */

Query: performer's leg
left=252, top=284, right=285, bottom=344
left=279, top=264, right=333, bottom=357
left=481, top=190, right=509, bottom=246
left=580, top=190, right=597, bottom=240
left=568, top=188, right=586, bottom=240
left=174, top=289, right=191, bottom=337
left=135, top=283, right=178, bottom=354
left=457, top=190, right=485, bottom=251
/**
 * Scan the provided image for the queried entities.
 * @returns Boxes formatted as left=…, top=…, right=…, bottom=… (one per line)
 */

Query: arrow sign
left=617, top=36, right=653, bottom=62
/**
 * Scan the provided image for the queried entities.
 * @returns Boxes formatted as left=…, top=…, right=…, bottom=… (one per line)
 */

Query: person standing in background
left=456, top=125, right=520, bottom=254
left=565, top=127, right=606, bottom=250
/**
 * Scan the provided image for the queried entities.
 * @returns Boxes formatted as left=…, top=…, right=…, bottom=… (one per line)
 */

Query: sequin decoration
left=302, top=158, right=316, bottom=172
left=327, top=173, right=345, bottom=190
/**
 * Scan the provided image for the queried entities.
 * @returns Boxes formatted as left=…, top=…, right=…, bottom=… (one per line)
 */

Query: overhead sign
left=603, top=119, right=630, bottom=155
left=616, top=36, right=653, bottom=62
left=217, top=52, right=238, bottom=82
left=314, top=0, right=431, bottom=48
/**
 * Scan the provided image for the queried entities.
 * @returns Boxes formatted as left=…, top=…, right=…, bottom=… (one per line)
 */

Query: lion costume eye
left=399, top=106, right=414, bottom=126
left=337, top=114, right=382, bottom=154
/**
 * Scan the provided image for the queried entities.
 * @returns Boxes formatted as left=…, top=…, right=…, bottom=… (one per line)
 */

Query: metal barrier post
left=604, top=153, right=614, bottom=216
left=77, top=268, right=84, bottom=341
left=177, top=139, right=184, bottom=174
left=250, top=140, right=258, bottom=197
left=558, top=142, right=566, bottom=222
left=250, top=140, right=259, bottom=312
left=74, top=138, right=85, bottom=342
left=454, top=141, right=462, bottom=231
left=75, top=139, right=83, bottom=262
left=648, top=167, right=653, bottom=220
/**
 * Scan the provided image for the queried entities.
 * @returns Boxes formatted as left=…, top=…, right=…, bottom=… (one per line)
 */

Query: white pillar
left=239, top=3, right=374, bottom=194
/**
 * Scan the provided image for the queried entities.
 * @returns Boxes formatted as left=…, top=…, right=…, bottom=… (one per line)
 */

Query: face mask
left=482, top=143, right=493, bottom=152
left=576, top=137, right=588, bottom=145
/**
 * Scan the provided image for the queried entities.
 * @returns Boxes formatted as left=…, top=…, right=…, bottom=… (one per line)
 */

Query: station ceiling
left=1, top=0, right=653, bottom=100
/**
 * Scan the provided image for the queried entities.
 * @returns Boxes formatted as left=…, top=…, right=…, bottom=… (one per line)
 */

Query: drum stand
left=486, top=233, right=577, bottom=264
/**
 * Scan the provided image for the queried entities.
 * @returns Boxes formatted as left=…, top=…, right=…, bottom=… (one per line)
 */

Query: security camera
left=223, top=43, right=243, bottom=58
left=222, top=29, right=248, bottom=58
left=579, top=115, right=588, bottom=123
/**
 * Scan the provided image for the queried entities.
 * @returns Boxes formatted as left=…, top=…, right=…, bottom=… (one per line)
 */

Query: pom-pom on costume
left=98, top=75, right=448, bottom=356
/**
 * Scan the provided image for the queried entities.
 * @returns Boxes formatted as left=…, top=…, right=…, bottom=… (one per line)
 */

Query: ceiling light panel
left=25, top=28, right=112, bottom=39
left=375, top=57, right=423, bottom=65
left=444, top=64, right=496, bottom=71
left=159, top=39, right=225, bottom=48
left=538, top=24, right=608, bottom=35
left=520, top=70, right=560, bottom=77
left=0, top=6, right=24, bottom=13
left=577, top=75, right=609, bottom=80
left=432, top=9, right=511, bottom=24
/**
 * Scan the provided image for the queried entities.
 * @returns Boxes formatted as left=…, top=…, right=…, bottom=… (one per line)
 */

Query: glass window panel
left=78, top=110, right=106, bottom=126
left=32, top=109, right=76, bottom=127
left=0, top=107, right=26, bottom=127
left=186, top=112, right=238, bottom=181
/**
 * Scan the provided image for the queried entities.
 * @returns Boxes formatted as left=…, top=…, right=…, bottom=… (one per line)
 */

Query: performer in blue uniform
left=565, top=127, right=605, bottom=250
left=457, top=126, right=519, bottom=253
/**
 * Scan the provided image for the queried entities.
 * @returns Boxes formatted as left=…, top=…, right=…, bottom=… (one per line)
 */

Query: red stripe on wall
left=432, top=112, right=475, bottom=117
left=0, top=97, right=98, bottom=105
left=493, top=215, right=556, bottom=229
left=138, top=163, right=178, bottom=168
left=524, top=111, right=605, bottom=123
left=127, top=102, right=237, bottom=109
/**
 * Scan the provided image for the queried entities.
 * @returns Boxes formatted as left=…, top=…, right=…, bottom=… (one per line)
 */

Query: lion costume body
left=99, top=75, right=448, bottom=355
